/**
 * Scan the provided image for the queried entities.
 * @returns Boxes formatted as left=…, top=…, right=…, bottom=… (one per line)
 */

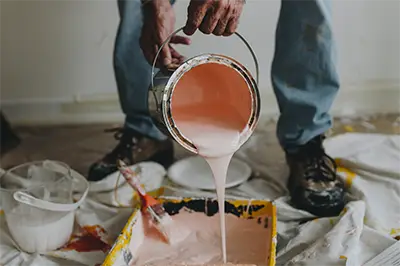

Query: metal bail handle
left=151, top=26, right=259, bottom=89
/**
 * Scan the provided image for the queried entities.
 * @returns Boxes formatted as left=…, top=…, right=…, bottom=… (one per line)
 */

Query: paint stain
left=340, top=207, right=348, bottom=216
left=344, top=125, right=355, bottom=132
left=390, top=228, right=400, bottom=236
left=329, top=219, right=336, bottom=226
left=264, top=217, right=269, bottom=229
left=337, top=167, right=357, bottom=188
left=346, top=172, right=356, bottom=187
left=61, top=225, right=111, bottom=253
left=302, top=23, right=321, bottom=51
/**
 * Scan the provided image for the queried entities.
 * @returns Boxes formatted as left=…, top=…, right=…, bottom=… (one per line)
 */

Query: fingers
left=184, top=0, right=212, bottom=35
left=161, top=36, right=189, bottom=67
left=170, top=35, right=191, bottom=45
left=142, top=35, right=190, bottom=68
left=170, top=45, right=185, bottom=63
left=184, top=0, right=244, bottom=37
left=198, top=1, right=226, bottom=35
left=223, top=17, right=239, bottom=36
left=213, top=7, right=231, bottom=36
left=159, top=46, right=184, bottom=74
left=159, top=41, right=172, bottom=66
left=140, top=29, right=167, bottom=67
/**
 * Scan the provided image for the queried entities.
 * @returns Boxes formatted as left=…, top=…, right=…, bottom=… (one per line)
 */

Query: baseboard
left=260, top=84, right=400, bottom=118
left=1, top=85, right=399, bottom=126
left=1, top=95, right=125, bottom=126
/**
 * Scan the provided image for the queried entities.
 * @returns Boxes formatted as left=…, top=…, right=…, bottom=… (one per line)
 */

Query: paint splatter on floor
left=61, top=225, right=111, bottom=253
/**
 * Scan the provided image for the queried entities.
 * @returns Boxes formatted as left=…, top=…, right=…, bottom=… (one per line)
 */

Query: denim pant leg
left=114, top=0, right=167, bottom=140
left=271, top=0, right=340, bottom=152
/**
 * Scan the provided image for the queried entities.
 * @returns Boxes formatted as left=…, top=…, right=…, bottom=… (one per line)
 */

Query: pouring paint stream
left=174, top=118, right=243, bottom=262
left=171, top=62, right=253, bottom=263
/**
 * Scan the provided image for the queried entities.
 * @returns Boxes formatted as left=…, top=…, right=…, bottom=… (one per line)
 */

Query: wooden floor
left=1, top=114, right=398, bottom=177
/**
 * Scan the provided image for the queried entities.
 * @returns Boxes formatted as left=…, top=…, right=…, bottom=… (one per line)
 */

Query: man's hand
left=184, top=0, right=245, bottom=36
left=140, top=0, right=190, bottom=68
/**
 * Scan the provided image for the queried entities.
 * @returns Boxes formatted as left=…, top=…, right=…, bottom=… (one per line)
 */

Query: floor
left=1, top=113, right=399, bottom=176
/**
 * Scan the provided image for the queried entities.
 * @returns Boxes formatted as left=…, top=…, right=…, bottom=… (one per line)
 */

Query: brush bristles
left=150, top=204, right=167, bottom=216
left=146, top=205, right=191, bottom=245
left=147, top=205, right=172, bottom=224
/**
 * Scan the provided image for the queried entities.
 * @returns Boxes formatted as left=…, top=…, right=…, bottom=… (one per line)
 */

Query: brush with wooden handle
left=117, top=160, right=177, bottom=243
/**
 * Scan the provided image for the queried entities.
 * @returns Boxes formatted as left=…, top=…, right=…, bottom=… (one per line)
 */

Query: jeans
left=114, top=0, right=339, bottom=151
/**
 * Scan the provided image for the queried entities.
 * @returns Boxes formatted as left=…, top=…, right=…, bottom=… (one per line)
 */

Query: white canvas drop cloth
left=1, top=133, right=399, bottom=266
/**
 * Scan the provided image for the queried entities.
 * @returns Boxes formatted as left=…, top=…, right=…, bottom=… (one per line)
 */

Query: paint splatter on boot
left=286, top=135, right=345, bottom=217
left=88, top=127, right=174, bottom=181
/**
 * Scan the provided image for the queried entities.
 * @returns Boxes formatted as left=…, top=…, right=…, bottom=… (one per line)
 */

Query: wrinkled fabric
left=1, top=133, right=399, bottom=265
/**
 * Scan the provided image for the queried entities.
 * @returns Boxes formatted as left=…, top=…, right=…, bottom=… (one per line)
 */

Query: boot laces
left=103, top=127, right=139, bottom=162
left=297, top=136, right=337, bottom=182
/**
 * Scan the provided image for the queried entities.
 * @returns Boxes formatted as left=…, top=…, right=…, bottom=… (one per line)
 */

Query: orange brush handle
left=117, top=160, right=161, bottom=210
left=141, top=194, right=160, bottom=209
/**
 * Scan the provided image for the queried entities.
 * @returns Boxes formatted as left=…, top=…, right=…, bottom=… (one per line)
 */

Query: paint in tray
left=103, top=196, right=277, bottom=266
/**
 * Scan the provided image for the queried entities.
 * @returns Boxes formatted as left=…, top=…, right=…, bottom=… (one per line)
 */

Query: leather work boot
left=88, top=127, right=173, bottom=181
left=286, top=135, right=345, bottom=217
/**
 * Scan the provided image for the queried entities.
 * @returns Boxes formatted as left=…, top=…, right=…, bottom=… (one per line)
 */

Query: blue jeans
left=114, top=0, right=339, bottom=151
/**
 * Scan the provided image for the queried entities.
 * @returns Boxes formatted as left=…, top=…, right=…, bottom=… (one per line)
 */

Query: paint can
left=148, top=27, right=260, bottom=154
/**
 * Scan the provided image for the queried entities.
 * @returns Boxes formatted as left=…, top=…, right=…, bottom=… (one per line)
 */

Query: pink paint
left=170, top=63, right=253, bottom=263
left=131, top=211, right=271, bottom=265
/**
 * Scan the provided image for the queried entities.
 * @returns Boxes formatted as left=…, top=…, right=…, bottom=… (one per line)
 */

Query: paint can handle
left=151, top=27, right=259, bottom=89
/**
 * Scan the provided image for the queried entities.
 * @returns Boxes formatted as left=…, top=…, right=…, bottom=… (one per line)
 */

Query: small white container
left=0, top=160, right=89, bottom=253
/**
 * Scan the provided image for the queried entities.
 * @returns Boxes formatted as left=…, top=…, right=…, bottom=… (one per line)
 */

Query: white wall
left=1, top=0, right=399, bottom=124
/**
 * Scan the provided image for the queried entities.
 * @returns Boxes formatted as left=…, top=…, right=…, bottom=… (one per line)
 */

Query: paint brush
left=116, top=160, right=175, bottom=243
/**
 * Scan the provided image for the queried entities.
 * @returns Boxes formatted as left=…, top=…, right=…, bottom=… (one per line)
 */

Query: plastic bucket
left=0, top=160, right=89, bottom=253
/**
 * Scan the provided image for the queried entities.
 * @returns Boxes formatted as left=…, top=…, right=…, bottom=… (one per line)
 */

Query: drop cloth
left=0, top=133, right=399, bottom=266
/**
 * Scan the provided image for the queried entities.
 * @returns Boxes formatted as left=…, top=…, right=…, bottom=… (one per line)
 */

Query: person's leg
left=88, top=0, right=174, bottom=181
left=114, top=0, right=166, bottom=141
left=271, top=0, right=344, bottom=216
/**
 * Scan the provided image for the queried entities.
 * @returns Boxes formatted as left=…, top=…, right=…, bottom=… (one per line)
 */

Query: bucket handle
left=13, top=168, right=89, bottom=212
left=151, top=26, right=259, bottom=89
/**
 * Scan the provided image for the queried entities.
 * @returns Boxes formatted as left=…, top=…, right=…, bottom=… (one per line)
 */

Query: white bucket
left=0, top=160, right=89, bottom=253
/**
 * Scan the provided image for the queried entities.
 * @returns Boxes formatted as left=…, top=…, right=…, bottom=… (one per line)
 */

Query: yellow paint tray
left=103, top=196, right=277, bottom=266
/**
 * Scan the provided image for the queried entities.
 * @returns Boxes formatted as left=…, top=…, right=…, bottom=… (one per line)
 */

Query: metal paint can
left=148, top=27, right=260, bottom=154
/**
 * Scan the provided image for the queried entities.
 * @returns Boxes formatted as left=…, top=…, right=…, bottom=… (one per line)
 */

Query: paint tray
left=103, top=196, right=277, bottom=266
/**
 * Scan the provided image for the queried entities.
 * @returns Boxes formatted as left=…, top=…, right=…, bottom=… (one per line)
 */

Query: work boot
left=0, top=113, right=21, bottom=156
left=88, top=127, right=174, bottom=181
left=286, top=135, right=345, bottom=217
